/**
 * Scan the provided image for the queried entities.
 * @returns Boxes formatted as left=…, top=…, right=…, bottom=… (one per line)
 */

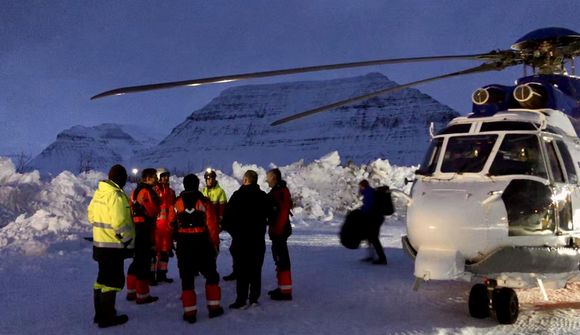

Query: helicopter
left=92, top=27, right=580, bottom=325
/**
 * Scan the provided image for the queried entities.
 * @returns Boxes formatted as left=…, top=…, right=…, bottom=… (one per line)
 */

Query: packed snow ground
left=1, top=153, right=579, bottom=334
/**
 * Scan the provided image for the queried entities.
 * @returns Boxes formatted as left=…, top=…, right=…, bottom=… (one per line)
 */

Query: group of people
left=88, top=165, right=294, bottom=328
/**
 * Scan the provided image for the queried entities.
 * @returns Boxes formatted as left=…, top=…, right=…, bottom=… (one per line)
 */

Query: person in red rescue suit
left=222, top=170, right=272, bottom=309
left=88, top=164, right=134, bottom=328
left=174, top=174, right=224, bottom=323
left=153, top=167, right=176, bottom=284
left=266, top=168, right=294, bottom=301
left=126, top=168, right=161, bottom=304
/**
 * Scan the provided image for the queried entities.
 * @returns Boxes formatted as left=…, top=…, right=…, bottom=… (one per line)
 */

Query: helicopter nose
left=406, top=185, right=508, bottom=279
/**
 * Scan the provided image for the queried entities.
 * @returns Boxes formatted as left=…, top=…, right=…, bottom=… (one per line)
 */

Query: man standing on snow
left=88, top=164, right=134, bottom=328
left=175, top=174, right=224, bottom=323
left=126, top=168, right=160, bottom=304
left=359, top=179, right=387, bottom=265
left=202, top=169, right=233, bottom=280
left=266, top=168, right=294, bottom=301
left=153, top=167, right=176, bottom=284
left=222, top=170, right=271, bottom=308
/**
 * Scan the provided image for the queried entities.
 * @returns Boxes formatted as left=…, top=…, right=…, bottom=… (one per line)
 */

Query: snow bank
left=0, top=152, right=415, bottom=256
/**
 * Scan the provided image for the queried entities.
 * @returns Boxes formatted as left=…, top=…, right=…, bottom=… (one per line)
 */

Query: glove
left=123, top=238, right=133, bottom=248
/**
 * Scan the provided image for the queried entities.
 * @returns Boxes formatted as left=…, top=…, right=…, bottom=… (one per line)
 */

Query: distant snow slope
left=29, top=123, right=161, bottom=176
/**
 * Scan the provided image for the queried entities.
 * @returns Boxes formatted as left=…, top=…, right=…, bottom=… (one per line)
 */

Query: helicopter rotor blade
left=271, top=61, right=518, bottom=126
left=90, top=51, right=517, bottom=100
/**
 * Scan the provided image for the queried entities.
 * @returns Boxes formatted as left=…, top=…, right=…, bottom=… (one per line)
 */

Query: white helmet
left=156, top=167, right=169, bottom=179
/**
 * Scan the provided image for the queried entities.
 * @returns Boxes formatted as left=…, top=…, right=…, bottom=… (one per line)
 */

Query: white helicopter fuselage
left=403, top=108, right=580, bottom=289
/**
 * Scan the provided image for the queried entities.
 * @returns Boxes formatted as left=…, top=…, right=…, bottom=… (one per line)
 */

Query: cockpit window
left=489, top=134, right=547, bottom=178
left=416, top=138, right=443, bottom=176
left=440, top=135, right=497, bottom=173
left=437, top=124, right=471, bottom=135
left=480, top=121, right=537, bottom=132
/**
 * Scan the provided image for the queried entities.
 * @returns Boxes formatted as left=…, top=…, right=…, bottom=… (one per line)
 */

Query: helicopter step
left=466, top=245, right=580, bottom=276
left=468, top=282, right=519, bottom=325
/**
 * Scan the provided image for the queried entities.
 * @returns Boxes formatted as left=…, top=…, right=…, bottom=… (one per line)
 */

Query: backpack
left=373, top=186, right=395, bottom=216
left=177, top=193, right=207, bottom=229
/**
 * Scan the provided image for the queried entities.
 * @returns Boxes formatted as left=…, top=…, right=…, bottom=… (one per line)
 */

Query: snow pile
left=0, top=152, right=415, bottom=256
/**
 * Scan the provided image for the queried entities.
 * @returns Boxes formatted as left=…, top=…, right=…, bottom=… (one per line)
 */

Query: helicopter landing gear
left=468, top=283, right=519, bottom=324
left=492, top=287, right=519, bottom=324
left=468, top=283, right=490, bottom=318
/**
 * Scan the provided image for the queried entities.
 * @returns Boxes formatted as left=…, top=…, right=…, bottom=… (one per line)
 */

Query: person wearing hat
left=126, top=168, right=161, bottom=304
left=174, top=174, right=224, bottom=323
left=153, top=167, right=176, bottom=284
left=202, top=169, right=233, bottom=280
left=88, top=164, right=134, bottom=328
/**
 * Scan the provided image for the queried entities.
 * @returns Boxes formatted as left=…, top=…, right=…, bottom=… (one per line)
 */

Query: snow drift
left=0, top=152, right=415, bottom=256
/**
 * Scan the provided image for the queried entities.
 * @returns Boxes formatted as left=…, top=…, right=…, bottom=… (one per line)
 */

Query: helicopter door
left=544, top=138, right=575, bottom=234
left=554, top=140, right=578, bottom=232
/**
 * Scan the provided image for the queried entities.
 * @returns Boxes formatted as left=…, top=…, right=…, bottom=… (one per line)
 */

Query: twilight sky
left=1, top=0, right=578, bottom=156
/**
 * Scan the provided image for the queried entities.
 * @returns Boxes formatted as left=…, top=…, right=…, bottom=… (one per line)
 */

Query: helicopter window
left=416, top=138, right=443, bottom=176
left=502, top=179, right=555, bottom=236
left=440, top=135, right=497, bottom=173
left=545, top=141, right=565, bottom=183
left=437, top=124, right=471, bottom=135
left=555, top=140, right=578, bottom=184
left=488, top=134, right=547, bottom=178
left=544, top=126, right=567, bottom=136
left=480, top=121, right=537, bottom=132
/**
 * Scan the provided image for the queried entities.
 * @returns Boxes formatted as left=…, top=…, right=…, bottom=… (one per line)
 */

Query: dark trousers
left=128, top=223, right=154, bottom=280
left=233, top=239, right=265, bottom=302
left=271, top=237, right=291, bottom=271
left=94, top=247, right=126, bottom=290
left=177, top=234, right=219, bottom=290
left=367, top=215, right=386, bottom=261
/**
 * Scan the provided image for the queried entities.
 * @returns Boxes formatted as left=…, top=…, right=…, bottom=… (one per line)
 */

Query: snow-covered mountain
left=31, top=73, right=459, bottom=176
left=29, top=123, right=160, bottom=176
left=133, top=73, right=459, bottom=174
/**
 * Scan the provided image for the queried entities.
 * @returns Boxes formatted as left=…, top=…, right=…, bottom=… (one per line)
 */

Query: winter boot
left=206, top=284, right=224, bottom=318
left=136, top=295, right=159, bottom=305
left=228, top=300, right=247, bottom=309
left=98, top=291, right=128, bottom=328
left=156, top=270, right=174, bottom=283
left=136, top=279, right=159, bottom=304
left=269, top=289, right=293, bottom=301
left=181, top=290, right=197, bottom=323
left=183, top=312, right=197, bottom=324
left=270, top=270, right=293, bottom=301
left=208, top=306, right=224, bottom=318
left=372, top=257, right=387, bottom=265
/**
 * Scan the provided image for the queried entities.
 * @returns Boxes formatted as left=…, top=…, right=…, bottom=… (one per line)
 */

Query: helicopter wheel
left=468, top=283, right=490, bottom=319
left=492, top=287, right=519, bottom=324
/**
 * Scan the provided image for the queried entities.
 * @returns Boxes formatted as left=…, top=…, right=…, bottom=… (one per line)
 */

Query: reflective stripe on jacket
left=88, top=180, right=135, bottom=249
left=175, top=191, right=219, bottom=248
left=202, top=183, right=227, bottom=221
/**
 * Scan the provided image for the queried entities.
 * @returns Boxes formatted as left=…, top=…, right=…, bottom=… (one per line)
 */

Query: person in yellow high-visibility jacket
left=202, top=169, right=233, bottom=280
left=88, top=164, right=135, bottom=328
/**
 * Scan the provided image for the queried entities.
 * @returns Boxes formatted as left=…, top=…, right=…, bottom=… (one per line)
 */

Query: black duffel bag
left=339, top=209, right=367, bottom=249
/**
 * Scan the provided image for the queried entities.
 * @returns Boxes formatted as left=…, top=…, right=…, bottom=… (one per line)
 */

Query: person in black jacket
left=222, top=170, right=272, bottom=309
